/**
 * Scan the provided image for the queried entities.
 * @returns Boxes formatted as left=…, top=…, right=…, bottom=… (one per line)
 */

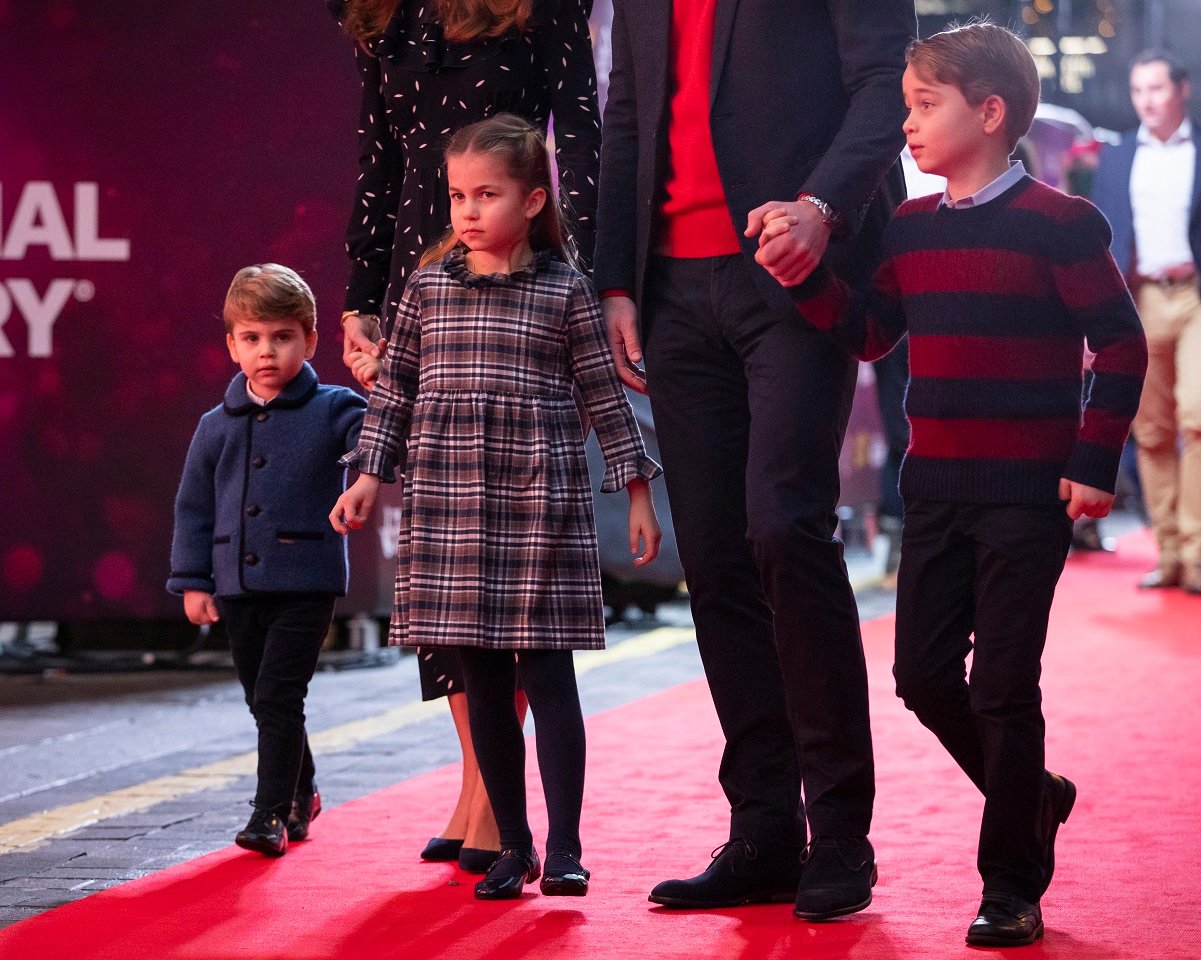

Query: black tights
left=458, top=648, right=585, bottom=860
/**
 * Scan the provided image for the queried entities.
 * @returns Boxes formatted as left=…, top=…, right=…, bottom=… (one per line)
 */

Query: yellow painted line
left=0, top=625, right=696, bottom=856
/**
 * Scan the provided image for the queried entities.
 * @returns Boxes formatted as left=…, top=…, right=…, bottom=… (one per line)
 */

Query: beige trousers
left=1131, top=278, right=1201, bottom=576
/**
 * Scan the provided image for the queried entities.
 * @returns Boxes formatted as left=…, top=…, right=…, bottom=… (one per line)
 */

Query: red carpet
left=2, top=533, right=1199, bottom=958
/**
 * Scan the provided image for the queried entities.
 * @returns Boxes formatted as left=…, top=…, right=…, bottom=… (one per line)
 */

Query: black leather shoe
left=474, top=847, right=540, bottom=900
left=236, top=806, right=288, bottom=857
left=966, top=893, right=1043, bottom=947
left=648, top=838, right=800, bottom=908
left=459, top=847, right=501, bottom=873
left=793, top=837, right=876, bottom=921
left=540, top=852, right=590, bottom=897
left=1139, top=566, right=1181, bottom=589
left=420, top=836, right=464, bottom=862
left=1071, top=519, right=1115, bottom=553
left=287, top=788, right=322, bottom=842
left=1039, top=771, right=1076, bottom=894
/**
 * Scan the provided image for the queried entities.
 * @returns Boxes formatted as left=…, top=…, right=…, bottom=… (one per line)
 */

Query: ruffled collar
left=223, top=362, right=319, bottom=415
left=443, top=246, right=554, bottom=288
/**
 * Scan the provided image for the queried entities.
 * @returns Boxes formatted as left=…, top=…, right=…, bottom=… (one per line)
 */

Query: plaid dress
left=346, top=248, right=661, bottom=651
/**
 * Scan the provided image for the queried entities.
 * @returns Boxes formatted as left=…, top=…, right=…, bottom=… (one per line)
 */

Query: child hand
left=627, top=479, right=662, bottom=567
left=183, top=590, right=220, bottom=626
left=330, top=474, right=382, bottom=533
left=1058, top=478, right=1114, bottom=520
left=348, top=339, right=387, bottom=389
left=755, top=208, right=800, bottom=246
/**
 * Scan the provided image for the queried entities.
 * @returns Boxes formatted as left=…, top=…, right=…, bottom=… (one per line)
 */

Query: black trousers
left=641, top=254, right=874, bottom=850
left=893, top=501, right=1073, bottom=901
left=217, top=594, right=334, bottom=814
left=458, top=648, right=585, bottom=858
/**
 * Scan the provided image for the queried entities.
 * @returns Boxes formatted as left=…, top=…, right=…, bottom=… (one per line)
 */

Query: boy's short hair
left=906, top=22, right=1041, bottom=152
left=224, top=264, right=316, bottom=334
left=1130, top=48, right=1189, bottom=86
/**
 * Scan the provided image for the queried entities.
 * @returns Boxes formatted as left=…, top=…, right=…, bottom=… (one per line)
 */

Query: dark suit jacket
left=1092, top=128, right=1201, bottom=278
left=594, top=0, right=913, bottom=316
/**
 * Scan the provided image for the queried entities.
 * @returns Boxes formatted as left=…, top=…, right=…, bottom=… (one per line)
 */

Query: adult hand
left=602, top=296, right=648, bottom=394
left=745, top=200, right=831, bottom=287
left=1058, top=478, right=1115, bottom=520
left=183, top=590, right=220, bottom=626
left=342, top=312, right=383, bottom=373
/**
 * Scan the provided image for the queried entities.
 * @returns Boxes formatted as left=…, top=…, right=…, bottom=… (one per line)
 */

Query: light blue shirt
left=941, top=161, right=1028, bottom=210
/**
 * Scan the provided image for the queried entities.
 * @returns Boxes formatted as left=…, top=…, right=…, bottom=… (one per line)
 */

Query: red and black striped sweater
left=793, top=176, right=1148, bottom=505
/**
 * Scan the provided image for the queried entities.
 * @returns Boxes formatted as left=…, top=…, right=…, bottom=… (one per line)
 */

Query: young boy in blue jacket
left=168, top=264, right=366, bottom=856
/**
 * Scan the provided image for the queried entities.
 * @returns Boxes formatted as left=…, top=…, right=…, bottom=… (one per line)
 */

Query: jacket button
left=244, top=553, right=259, bottom=566
left=252, top=456, right=266, bottom=468
left=245, top=505, right=261, bottom=517
left=256, top=412, right=269, bottom=423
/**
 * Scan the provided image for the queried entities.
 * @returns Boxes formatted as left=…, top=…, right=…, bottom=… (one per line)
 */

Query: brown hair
left=420, top=113, right=577, bottom=268
left=906, top=21, right=1041, bottom=152
left=342, top=0, right=533, bottom=44
left=224, top=264, right=316, bottom=335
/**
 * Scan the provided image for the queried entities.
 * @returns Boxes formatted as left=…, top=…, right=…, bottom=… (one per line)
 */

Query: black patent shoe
left=420, top=836, right=465, bottom=862
left=540, top=852, right=590, bottom=897
left=648, top=838, right=800, bottom=908
left=236, top=806, right=288, bottom=857
left=793, top=837, right=876, bottom=920
left=966, top=893, right=1043, bottom=947
left=287, top=788, right=322, bottom=842
left=474, top=847, right=541, bottom=900
left=1039, top=771, right=1076, bottom=895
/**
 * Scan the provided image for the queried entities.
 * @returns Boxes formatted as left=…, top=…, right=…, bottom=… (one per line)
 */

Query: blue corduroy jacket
left=167, top=363, right=366, bottom=598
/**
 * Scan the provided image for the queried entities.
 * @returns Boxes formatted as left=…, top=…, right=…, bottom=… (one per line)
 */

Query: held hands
left=330, top=473, right=382, bottom=534
left=347, top=339, right=386, bottom=390
left=745, top=200, right=830, bottom=287
left=602, top=296, right=648, bottom=394
left=342, top=313, right=384, bottom=390
left=627, top=479, right=662, bottom=567
left=1058, top=478, right=1115, bottom=520
left=183, top=590, right=220, bottom=626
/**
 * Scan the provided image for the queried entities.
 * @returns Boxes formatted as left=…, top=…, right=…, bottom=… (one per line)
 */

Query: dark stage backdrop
left=0, top=1, right=881, bottom=624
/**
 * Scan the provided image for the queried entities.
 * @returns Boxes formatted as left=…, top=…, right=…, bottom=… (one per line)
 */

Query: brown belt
left=1137, top=272, right=1197, bottom=291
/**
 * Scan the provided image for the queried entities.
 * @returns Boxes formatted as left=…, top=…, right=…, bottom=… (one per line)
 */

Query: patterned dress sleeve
left=342, top=273, right=424, bottom=481
left=564, top=274, right=661, bottom=492
left=343, top=44, right=404, bottom=316
left=533, top=0, right=601, bottom=271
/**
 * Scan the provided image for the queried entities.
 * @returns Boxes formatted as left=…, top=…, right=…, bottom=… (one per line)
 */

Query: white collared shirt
left=246, top=384, right=269, bottom=406
left=940, top=161, right=1027, bottom=210
left=1130, top=119, right=1195, bottom=277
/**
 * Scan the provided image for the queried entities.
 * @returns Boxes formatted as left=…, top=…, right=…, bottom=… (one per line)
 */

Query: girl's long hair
left=342, top=0, right=533, bottom=44
left=420, top=113, right=577, bottom=269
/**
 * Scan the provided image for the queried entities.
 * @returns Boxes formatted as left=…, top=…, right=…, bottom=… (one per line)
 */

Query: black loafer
left=1040, top=771, right=1076, bottom=894
left=459, top=847, right=501, bottom=873
left=287, top=788, right=322, bottom=842
left=236, top=806, right=288, bottom=857
left=793, top=837, right=876, bottom=921
left=540, top=852, right=590, bottom=896
left=474, top=847, right=541, bottom=900
left=420, top=836, right=464, bottom=862
left=966, top=893, right=1043, bottom=947
left=648, top=838, right=800, bottom=908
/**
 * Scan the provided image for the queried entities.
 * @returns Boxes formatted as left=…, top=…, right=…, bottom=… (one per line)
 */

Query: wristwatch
left=797, top=193, right=847, bottom=237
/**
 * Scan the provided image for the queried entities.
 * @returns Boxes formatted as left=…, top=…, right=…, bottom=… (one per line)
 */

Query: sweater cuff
left=1062, top=441, right=1121, bottom=494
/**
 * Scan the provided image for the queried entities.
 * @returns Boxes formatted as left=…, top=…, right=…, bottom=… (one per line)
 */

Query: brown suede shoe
left=1138, top=566, right=1181, bottom=589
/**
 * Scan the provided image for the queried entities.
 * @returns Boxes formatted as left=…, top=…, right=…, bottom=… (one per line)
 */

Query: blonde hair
left=224, top=264, right=316, bottom=335
left=342, top=0, right=533, bottom=44
left=420, top=113, right=577, bottom=268
left=906, top=21, right=1041, bottom=152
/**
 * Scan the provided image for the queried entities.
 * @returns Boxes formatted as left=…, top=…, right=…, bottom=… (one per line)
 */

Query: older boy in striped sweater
left=764, top=22, right=1147, bottom=948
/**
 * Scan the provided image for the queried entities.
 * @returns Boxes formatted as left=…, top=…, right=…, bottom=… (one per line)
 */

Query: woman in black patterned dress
left=330, top=0, right=600, bottom=872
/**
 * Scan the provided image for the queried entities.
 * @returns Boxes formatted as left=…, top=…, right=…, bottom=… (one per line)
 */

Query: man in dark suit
left=1093, top=49, right=1201, bottom=595
left=594, top=0, right=913, bottom=920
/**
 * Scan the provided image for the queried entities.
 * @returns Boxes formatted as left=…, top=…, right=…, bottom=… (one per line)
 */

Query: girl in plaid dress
left=331, top=114, right=662, bottom=900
